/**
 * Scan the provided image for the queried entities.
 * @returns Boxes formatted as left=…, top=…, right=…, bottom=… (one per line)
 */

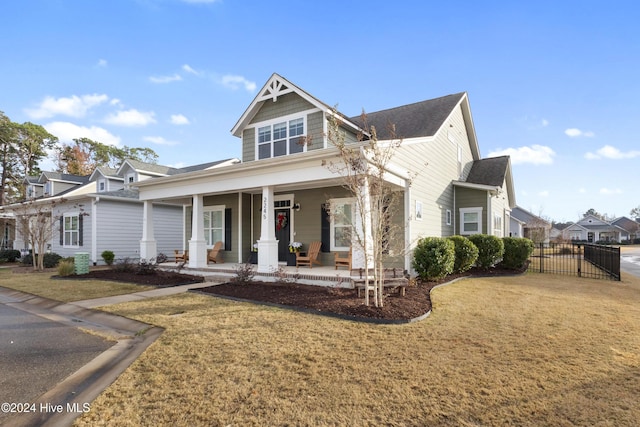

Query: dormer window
left=98, top=179, right=106, bottom=192
left=44, top=182, right=51, bottom=196
left=257, top=116, right=305, bottom=159
left=126, top=173, right=136, bottom=185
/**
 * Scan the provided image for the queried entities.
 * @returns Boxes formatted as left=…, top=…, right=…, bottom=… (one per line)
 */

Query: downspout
left=404, top=181, right=411, bottom=273
left=453, top=186, right=456, bottom=235
left=487, top=192, right=492, bottom=235
left=237, top=192, right=242, bottom=263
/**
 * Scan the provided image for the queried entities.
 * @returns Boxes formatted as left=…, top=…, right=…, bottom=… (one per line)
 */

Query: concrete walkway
left=0, top=280, right=215, bottom=427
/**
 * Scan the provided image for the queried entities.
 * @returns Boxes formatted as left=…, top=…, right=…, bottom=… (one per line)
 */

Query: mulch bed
left=56, top=265, right=525, bottom=322
left=60, top=269, right=205, bottom=287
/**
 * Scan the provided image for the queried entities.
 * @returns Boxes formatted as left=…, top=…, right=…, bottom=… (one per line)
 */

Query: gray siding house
left=134, top=73, right=517, bottom=274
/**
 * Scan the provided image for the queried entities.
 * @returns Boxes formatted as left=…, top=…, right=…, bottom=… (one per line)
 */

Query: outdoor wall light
left=293, top=203, right=301, bottom=211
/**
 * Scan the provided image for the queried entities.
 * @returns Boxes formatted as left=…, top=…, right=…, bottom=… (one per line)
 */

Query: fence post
left=539, top=243, right=544, bottom=273
left=577, top=244, right=582, bottom=277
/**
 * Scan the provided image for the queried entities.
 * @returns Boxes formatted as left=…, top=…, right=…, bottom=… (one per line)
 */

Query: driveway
left=620, top=247, right=640, bottom=278
left=0, top=288, right=163, bottom=427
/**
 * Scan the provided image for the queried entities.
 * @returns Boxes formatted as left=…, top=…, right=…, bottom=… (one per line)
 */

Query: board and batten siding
left=393, top=105, right=475, bottom=242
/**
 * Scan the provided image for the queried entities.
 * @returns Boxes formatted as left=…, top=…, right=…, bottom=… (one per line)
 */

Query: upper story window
left=98, top=179, right=106, bottom=192
left=257, top=117, right=305, bottom=159
left=44, top=182, right=52, bottom=196
left=126, top=173, right=136, bottom=185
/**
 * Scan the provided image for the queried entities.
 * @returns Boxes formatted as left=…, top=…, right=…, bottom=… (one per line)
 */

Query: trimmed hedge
left=467, top=234, right=504, bottom=269
left=412, top=237, right=455, bottom=280
left=448, top=235, right=479, bottom=273
left=0, top=249, right=22, bottom=262
left=500, top=237, right=534, bottom=269
left=21, top=252, right=63, bottom=268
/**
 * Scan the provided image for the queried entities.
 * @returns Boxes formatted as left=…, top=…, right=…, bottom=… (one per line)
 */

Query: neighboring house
left=612, top=216, right=640, bottom=241
left=5, top=158, right=239, bottom=264
left=510, top=206, right=551, bottom=244
left=134, top=73, right=516, bottom=274
left=562, top=214, right=627, bottom=243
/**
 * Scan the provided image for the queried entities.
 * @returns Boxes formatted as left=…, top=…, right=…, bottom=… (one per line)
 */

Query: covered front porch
left=136, top=150, right=411, bottom=276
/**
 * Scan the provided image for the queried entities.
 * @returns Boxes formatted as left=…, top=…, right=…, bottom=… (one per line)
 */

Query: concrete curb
left=0, top=287, right=163, bottom=427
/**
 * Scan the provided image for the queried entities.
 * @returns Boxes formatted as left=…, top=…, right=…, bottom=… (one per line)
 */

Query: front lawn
left=73, top=272, right=640, bottom=426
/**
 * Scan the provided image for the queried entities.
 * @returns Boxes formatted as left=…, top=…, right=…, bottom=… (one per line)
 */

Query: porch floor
left=159, top=262, right=358, bottom=288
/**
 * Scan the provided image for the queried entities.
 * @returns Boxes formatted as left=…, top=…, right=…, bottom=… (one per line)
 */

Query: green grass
left=0, top=268, right=153, bottom=302
left=73, top=272, right=640, bottom=426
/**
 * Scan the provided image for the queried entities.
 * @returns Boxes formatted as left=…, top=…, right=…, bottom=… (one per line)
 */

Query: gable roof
left=39, top=171, right=89, bottom=184
left=465, top=156, right=510, bottom=187
left=612, top=216, right=640, bottom=232
left=512, top=206, right=551, bottom=226
left=349, top=93, right=466, bottom=140
left=89, top=166, right=120, bottom=182
left=231, top=73, right=367, bottom=138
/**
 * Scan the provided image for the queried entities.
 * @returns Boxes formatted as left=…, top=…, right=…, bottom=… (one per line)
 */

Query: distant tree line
left=0, top=111, right=157, bottom=205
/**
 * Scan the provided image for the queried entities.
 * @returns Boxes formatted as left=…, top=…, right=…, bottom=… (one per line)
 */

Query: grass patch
left=0, top=269, right=153, bottom=302
left=74, top=272, right=640, bottom=426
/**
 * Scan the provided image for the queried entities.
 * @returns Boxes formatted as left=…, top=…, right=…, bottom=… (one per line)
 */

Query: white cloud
left=25, top=94, right=109, bottom=119
left=170, top=114, right=190, bottom=125
left=97, top=59, right=107, bottom=67
left=143, top=136, right=179, bottom=146
left=541, top=119, right=549, bottom=127
left=578, top=188, right=587, bottom=194
left=565, top=128, right=595, bottom=138
left=600, top=188, right=623, bottom=195
left=584, top=145, right=640, bottom=160
left=538, top=190, right=549, bottom=197
left=182, top=64, right=199, bottom=75
left=44, top=121, right=121, bottom=146
left=104, top=109, right=156, bottom=127
left=220, top=74, right=257, bottom=92
left=487, top=145, right=555, bottom=165
left=149, top=74, right=183, bottom=84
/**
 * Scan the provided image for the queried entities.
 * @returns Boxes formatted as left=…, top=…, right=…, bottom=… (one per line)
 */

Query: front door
left=275, top=208, right=290, bottom=261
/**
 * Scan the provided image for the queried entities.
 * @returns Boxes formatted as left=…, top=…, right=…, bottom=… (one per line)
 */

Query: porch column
left=257, top=186, right=278, bottom=273
left=189, top=194, right=207, bottom=268
left=352, top=177, right=374, bottom=269
left=140, top=201, right=157, bottom=261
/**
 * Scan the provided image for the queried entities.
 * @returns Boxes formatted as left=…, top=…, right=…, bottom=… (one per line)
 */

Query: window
left=63, top=214, right=80, bottom=246
left=126, top=173, right=135, bottom=185
left=330, top=198, right=353, bottom=251
left=257, top=117, right=305, bottom=159
left=44, top=182, right=51, bottom=196
left=446, top=209, right=452, bottom=226
left=415, top=201, right=423, bottom=221
left=457, top=145, right=463, bottom=179
left=98, top=179, right=106, bottom=192
left=493, top=214, right=503, bottom=237
left=460, top=207, right=482, bottom=235
left=203, top=206, right=224, bottom=248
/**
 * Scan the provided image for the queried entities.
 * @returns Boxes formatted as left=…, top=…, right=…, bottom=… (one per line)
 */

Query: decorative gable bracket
left=257, top=76, right=293, bottom=102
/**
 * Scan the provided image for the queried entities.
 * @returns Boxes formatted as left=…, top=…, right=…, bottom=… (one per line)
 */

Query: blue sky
left=2, top=0, right=639, bottom=222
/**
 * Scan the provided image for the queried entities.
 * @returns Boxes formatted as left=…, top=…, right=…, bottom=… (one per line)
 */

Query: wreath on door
left=276, top=212, right=288, bottom=231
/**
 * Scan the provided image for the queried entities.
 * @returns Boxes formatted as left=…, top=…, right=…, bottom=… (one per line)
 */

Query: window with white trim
left=203, top=206, right=224, bottom=248
left=460, top=207, right=482, bottom=235
left=98, top=179, right=106, bottom=192
left=493, top=213, right=503, bottom=237
left=44, top=182, right=52, bottom=196
left=446, top=209, right=452, bottom=226
left=63, top=214, right=80, bottom=246
left=257, top=117, right=305, bottom=159
left=330, top=198, right=354, bottom=251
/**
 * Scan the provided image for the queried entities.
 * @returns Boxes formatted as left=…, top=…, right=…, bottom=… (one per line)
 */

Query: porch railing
left=527, top=242, right=620, bottom=281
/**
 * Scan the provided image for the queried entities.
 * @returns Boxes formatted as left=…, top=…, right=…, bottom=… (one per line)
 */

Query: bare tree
left=325, top=109, right=404, bottom=307
left=14, top=199, right=61, bottom=270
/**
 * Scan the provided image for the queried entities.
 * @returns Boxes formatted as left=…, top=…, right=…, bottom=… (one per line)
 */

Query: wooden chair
left=174, top=249, right=188, bottom=263
left=296, top=241, right=322, bottom=268
left=334, top=247, right=352, bottom=270
left=207, top=241, right=224, bottom=263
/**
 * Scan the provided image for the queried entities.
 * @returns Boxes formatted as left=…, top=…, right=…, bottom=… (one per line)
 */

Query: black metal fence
left=527, top=242, right=620, bottom=281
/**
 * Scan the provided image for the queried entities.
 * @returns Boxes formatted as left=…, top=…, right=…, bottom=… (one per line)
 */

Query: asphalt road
left=0, top=303, right=112, bottom=408
left=621, top=247, right=640, bottom=278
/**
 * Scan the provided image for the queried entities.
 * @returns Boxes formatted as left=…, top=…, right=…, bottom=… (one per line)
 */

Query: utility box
left=74, top=252, right=90, bottom=275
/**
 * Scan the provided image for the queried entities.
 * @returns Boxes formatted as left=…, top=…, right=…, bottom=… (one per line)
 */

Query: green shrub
left=500, top=237, right=534, bottom=269
left=22, top=252, right=63, bottom=268
left=412, top=237, right=455, bottom=280
left=57, top=260, right=76, bottom=276
left=101, top=250, right=115, bottom=265
left=0, top=249, right=21, bottom=262
left=448, top=235, right=479, bottom=273
left=467, top=234, right=504, bottom=269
